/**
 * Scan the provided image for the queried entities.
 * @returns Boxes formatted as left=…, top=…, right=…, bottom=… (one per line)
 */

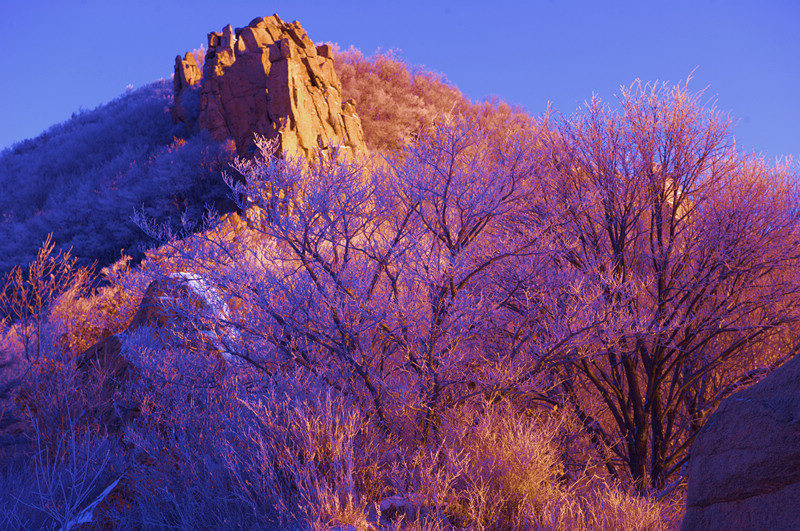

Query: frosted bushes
left=0, top=81, right=236, bottom=273
left=30, top=418, right=122, bottom=530
left=119, top=365, right=379, bottom=528
left=231, top=390, right=378, bottom=528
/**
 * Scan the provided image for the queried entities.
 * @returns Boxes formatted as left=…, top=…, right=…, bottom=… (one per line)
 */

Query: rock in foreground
left=76, top=273, right=235, bottom=430
left=683, top=354, right=800, bottom=529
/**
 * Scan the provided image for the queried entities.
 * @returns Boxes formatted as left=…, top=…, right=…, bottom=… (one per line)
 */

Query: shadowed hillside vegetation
left=0, top=50, right=466, bottom=277
left=0, top=80, right=235, bottom=275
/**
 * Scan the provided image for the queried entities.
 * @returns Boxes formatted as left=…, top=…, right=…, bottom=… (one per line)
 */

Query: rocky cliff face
left=172, top=14, right=367, bottom=159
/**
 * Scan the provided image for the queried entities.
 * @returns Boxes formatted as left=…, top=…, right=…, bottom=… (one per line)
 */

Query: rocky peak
left=172, top=14, right=367, bottom=159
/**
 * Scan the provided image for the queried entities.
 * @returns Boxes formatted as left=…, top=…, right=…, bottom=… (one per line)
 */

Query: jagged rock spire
left=172, top=14, right=368, bottom=159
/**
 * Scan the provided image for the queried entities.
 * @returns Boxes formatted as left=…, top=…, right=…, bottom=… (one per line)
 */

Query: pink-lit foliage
left=335, top=47, right=466, bottom=152
left=190, top=111, right=564, bottom=444
left=537, top=81, right=800, bottom=492
left=2, top=81, right=797, bottom=528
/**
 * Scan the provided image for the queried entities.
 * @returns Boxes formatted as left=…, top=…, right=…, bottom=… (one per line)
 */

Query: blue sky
left=1, top=0, right=798, bottom=161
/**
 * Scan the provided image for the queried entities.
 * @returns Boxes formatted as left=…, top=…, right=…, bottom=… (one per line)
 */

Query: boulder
left=76, top=273, right=237, bottom=430
left=75, top=335, right=138, bottom=431
left=172, top=14, right=368, bottom=160
left=128, top=274, right=192, bottom=329
left=76, top=335, right=129, bottom=383
left=682, top=354, right=800, bottom=529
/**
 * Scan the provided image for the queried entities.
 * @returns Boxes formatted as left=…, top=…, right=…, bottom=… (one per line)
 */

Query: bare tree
left=538, top=81, right=800, bottom=490
left=382, top=114, right=543, bottom=440
left=1, top=235, right=89, bottom=361
left=169, top=113, right=553, bottom=442
left=137, top=84, right=800, bottom=495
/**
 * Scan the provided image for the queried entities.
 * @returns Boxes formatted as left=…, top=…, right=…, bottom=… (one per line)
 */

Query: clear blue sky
left=1, top=0, right=798, bottom=162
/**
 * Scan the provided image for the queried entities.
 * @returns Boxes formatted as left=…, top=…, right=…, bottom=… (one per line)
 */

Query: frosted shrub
left=30, top=418, right=122, bottom=530
left=335, top=47, right=465, bottom=151
left=386, top=401, right=567, bottom=529
left=457, top=402, right=564, bottom=525
left=539, top=481, right=671, bottom=530
left=117, top=340, right=381, bottom=529
left=233, top=390, right=380, bottom=528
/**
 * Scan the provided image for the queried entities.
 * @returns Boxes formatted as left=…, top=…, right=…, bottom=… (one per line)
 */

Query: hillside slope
left=0, top=49, right=464, bottom=276
left=0, top=80, right=235, bottom=274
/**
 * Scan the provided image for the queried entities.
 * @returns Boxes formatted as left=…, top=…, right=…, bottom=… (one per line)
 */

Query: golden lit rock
left=172, top=14, right=368, bottom=160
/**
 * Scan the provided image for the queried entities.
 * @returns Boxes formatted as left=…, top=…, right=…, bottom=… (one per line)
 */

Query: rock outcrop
left=170, top=52, right=202, bottom=126
left=172, top=14, right=367, bottom=159
left=682, top=354, right=800, bottom=529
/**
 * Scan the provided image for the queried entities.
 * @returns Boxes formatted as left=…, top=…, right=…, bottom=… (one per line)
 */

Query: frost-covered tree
left=539, top=81, right=800, bottom=491
left=160, top=113, right=560, bottom=442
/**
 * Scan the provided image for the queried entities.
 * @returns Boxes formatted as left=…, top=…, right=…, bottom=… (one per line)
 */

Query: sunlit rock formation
left=172, top=14, right=368, bottom=159
left=683, top=353, right=800, bottom=529
left=170, top=52, right=202, bottom=126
